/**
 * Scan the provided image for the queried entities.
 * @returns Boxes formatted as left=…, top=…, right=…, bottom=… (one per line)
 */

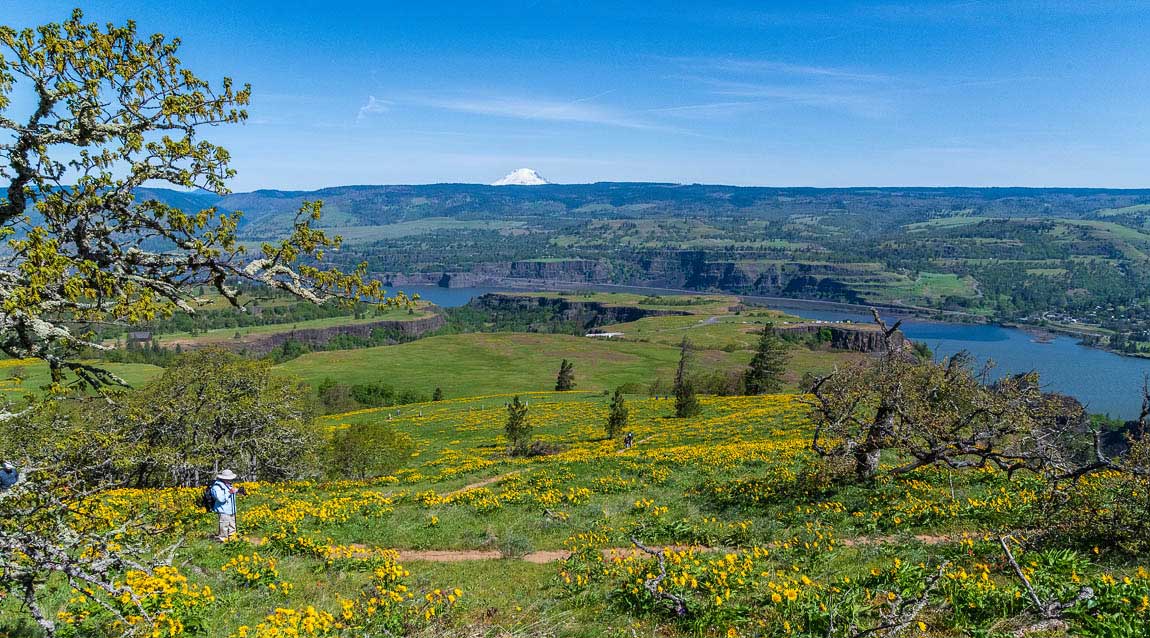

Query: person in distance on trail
left=623, top=432, right=634, bottom=449
left=209, top=469, right=246, bottom=542
left=0, top=461, right=18, bottom=491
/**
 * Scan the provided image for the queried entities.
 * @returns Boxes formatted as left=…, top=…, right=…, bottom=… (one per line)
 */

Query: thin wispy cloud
left=654, top=55, right=899, bottom=120
left=666, top=56, right=891, bottom=83
left=404, top=93, right=672, bottom=131
left=646, top=101, right=764, bottom=119
left=356, top=95, right=391, bottom=122
left=678, top=77, right=894, bottom=119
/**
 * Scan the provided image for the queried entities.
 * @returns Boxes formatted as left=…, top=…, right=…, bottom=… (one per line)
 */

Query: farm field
left=25, top=392, right=1150, bottom=638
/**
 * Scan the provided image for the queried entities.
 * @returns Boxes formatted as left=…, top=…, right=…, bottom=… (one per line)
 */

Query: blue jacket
left=210, top=481, right=237, bottom=515
left=0, top=468, right=17, bottom=490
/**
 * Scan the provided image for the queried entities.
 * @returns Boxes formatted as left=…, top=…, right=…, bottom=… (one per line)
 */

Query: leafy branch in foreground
left=0, top=10, right=398, bottom=389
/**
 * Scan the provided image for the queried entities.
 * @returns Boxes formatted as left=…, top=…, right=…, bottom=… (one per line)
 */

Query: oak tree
left=0, top=10, right=396, bottom=393
left=807, top=311, right=1061, bottom=482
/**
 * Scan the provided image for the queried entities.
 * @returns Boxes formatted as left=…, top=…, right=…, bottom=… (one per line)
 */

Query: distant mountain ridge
left=131, top=182, right=1150, bottom=240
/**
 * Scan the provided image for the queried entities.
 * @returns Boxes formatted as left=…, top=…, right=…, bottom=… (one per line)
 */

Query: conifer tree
left=433, top=387, right=444, bottom=401
left=504, top=395, right=532, bottom=454
left=743, top=326, right=790, bottom=395
left=606, top=387, right=629, bottom=439
left=555, top=359, right=576, bottom=391
left=674, top=337, right=701, bottom=418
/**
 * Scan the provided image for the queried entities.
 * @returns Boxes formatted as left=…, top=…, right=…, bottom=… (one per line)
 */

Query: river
left=399, top=285, right=1150, bottom=419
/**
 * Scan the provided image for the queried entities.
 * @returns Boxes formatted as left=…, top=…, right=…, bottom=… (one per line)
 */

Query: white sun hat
left=216, top=469, right=237, bottom=481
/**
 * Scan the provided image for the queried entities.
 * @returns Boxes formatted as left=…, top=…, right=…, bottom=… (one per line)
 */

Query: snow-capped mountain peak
left=492, top=168, right=550, bottom=186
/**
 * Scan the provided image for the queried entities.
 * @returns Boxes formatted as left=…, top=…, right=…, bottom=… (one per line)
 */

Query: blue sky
left=5, top=1, right=1150, bottom=189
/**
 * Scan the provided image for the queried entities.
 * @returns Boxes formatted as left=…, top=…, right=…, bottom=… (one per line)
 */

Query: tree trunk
left=855, top=446, right=881, bottom=482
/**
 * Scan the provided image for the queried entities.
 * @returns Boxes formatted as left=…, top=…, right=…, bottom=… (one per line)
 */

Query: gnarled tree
left=807, top=311, right=1065, bottom=482
left=0, top=10, right=396, bottom=392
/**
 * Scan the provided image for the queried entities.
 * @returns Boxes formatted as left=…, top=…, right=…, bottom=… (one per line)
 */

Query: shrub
left=328, top=424, right=417, bottom=480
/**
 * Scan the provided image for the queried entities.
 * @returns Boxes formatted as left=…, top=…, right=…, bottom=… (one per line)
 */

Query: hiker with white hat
left=0, top=461, right=17, bottom=491
left=207, top=469, right=244, bottom=542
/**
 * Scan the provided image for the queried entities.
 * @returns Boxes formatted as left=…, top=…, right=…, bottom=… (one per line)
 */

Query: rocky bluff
left=464, top=293, right=698, bottom=331
left=381, top=254, right=865, bottom=303
left=172, top=313, right=446, bottom=355
left=774, top=322, right=905, bottom=353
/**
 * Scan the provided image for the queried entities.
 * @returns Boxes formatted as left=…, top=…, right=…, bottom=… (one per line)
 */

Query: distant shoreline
left=408, top=277, right=1149, bottom=360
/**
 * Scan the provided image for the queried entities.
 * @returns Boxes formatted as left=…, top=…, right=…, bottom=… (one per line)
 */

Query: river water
left=399, top=285, right=1150, bottom=419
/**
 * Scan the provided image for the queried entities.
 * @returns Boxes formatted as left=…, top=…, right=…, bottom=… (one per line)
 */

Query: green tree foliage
left=504, top=395, right=532, bottom=454
left=433, top=386, right=444, bottom=401
left=606, top=387, right=629, bottom=439
left=555, top=359, right=576, bottom=391
left=911, top=341, right=934, bottom=363
left=316, top=378, right=425, bottom=414
left=743, top=326, right=790, bottom=395
left=349, top=382, right=425, bottom=408
left=0, top=10, right=397, bottom=390
left=106, top=349, right=320, bottom=487
left=673, top=337, right=700, bottom=418
left=328, top=424, right=416, bottom=480
left=317, top=376, right=358, bottom=413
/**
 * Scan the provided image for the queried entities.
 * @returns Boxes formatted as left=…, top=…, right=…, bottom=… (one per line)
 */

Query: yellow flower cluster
left=57, top=566, right=214, bottom=638
left=221, top=552, right=292, bottom=594
left=232, top=566, right=462, bottom=638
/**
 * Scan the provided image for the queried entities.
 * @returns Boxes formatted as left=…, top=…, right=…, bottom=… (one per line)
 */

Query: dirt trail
left=384, top=535, right=960, bottom=564
left=442, top=471, right=519, bottom=498
left=396, top=545, right=703, bottom=564
left=840, top=533, right=956, bottom=547
left=614, top=434, right=657, bottom=454
left=246, top=533, right=959, bottom=563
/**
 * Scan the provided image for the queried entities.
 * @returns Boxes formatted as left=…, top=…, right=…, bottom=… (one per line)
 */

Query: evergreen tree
left=606, top=387, right=629, bottom=439
left=504, top=395, right=532, bottom=454
left=433, top=386, right=444, bottom=401
left=674, top=337, right=701, bottom=418
left=555, top=359, right=576, bottom=391
left=743, top=326, right=790, bottom=395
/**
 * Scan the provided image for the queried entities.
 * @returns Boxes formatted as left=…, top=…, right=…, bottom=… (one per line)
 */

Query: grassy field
left=277, top=332, right=747, bottom=396
left=21, top=391, right=1148, bottom=638
left=0, top=358, right=162, bottom=394
left=607, top=310, right=807, bottom=350
left=276, top=329, right=858, bottom=397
